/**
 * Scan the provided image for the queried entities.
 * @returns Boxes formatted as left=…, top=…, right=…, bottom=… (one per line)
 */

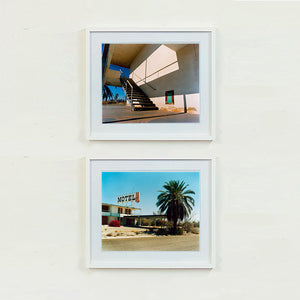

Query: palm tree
left=156, top=180, right=195, bottom=234
left=102, top=84, right=113, bottom=101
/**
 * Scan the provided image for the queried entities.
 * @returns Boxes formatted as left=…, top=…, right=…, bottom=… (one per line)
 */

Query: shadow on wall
left=129, top=44, right=200, bottom=112
left=131, top=44, right=199, bottom=96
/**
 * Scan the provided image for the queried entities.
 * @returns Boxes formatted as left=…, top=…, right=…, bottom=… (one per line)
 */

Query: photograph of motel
left=102, top=43, right=200, bottom=123
left=101, top=172, right=200, bottom=251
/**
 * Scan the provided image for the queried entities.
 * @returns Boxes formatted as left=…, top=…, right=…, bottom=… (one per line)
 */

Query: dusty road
left=102, top=235, right=199, bottom=251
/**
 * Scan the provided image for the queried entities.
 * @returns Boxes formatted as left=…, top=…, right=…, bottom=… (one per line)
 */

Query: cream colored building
left=101, top=203, right=141, bottom=226
left=103, top=43, right=200, bottom=113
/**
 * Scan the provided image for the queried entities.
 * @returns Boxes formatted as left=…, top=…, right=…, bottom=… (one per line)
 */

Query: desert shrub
left=176, top=228, right=184, bottom=235
left=141, top=219, right=151, bottom=226
left=183, top=222, right=193, bottom=233
left=108, top=220, right=121, bottom=227
left=191, top=229, right=199, bottom=234
left=193, top=221, right=200, bottom=228
left=166, top=221, right=173, bottom=228
left=155, top=219, right=162, bottom=226
left=102, top=100, right=117, bottom=105
left=169, top=227, right=184, bottom=235
left=156, top=228, right=169, bottom=236
left=156, top=219, right=168, bottom=227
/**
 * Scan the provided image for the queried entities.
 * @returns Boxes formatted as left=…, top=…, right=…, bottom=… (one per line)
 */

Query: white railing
left=132, top=72, right=156, bottom=90
left=121, top=76, right=134, bottom=111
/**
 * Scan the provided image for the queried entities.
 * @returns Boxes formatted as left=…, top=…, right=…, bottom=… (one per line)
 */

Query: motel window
left=165, top=90, right=174, bottom=104
left=102, top=205, right=109, bottom=212
left=118, top=207, right=123, bottom=214
left=125, top=209, right=131, bottom=214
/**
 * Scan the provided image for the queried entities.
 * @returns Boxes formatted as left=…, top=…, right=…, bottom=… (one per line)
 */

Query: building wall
left=101, top=205, right=135, bottom=225
left=130, top=44, right=200, bottom=113
left=110, top=205, right=118, bottom=214
left=102, top=215, right=120, bottom=225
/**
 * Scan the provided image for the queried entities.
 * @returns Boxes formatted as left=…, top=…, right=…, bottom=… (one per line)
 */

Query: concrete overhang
left=110, top=44, right=188, bottom=69
left=164, top=44, right=188, bottom=52
left=110, top=44, right=146, bottom=68
left=105, top=69, right=122, bottom=86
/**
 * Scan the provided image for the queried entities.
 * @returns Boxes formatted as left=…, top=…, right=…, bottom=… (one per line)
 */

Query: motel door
left=165, top=90, right=174, bottom=104
left=102, top=216, right=108, bottom=225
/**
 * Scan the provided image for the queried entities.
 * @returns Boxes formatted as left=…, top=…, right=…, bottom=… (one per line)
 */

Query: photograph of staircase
left=102, top=43, right=200, bottom=123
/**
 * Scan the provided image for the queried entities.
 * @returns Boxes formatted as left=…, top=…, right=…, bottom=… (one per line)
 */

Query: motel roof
left=102, top=202, right=141, bottom=210
left=123, top=214, right=166, bottom=218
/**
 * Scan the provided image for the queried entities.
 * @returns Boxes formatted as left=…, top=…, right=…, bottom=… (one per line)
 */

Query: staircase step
left=127, top=94, right=147, bottom=97
left=125, top=94, right=147, bottom=98
left=121, top=78, right=159, bottom=111
left=133, top=105, right=156, bottom=108
left=131, top=97, right=149, bottom=100
left=132, top=103, right=156, bottom=107
left=132, top=100, right=154, bottom=104
left=134, top=107, right=159, bottom=111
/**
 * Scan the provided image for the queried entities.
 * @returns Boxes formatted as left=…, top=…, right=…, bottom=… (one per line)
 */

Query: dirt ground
left=102, top=235, right=200, bottom=251
left=102, top=225, right=199, bottom=239
left=102, top=225, right=154, bottom=239
left=102, top=104, right=200, bottom=123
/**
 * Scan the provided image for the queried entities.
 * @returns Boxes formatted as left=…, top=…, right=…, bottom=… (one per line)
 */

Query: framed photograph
left=86, top=29, right=215, bottom=140
left=86, top=158, right=215, bottom=268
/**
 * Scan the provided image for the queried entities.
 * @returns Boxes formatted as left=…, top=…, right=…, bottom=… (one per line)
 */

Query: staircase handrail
left=126, top=79, right=134, bottom=110
left=131, top=73, right=156, bottom=90
left=120, top=76, right=134, bottom=111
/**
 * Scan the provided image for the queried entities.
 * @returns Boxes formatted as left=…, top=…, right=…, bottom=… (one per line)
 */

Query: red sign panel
left=135, top=192, right=140, bottom=203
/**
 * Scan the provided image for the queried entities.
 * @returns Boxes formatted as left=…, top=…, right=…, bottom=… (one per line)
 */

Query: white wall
left=130, top=44, right=200, bottom=112
left=0, top=1, right=299, bottom=299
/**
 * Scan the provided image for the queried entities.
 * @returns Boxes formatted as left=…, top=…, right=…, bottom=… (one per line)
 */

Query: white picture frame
left=86, top=29, right=215, bottom=140
left=86, top=158, right=215, bottom=268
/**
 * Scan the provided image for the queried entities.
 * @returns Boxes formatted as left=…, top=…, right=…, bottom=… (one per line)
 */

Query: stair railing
left=131, top=73, right=156, bottom=90
left=120, top=74, right=134, bottom=111
left=126, top=79, right=134, bottom=111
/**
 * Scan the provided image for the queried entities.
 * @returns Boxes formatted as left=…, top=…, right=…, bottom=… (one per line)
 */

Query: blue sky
left=105, top=64, right=129, bottom=99
left=102, top=44, right=130, bottom=99
left=102, top=172, right=200, bottom=221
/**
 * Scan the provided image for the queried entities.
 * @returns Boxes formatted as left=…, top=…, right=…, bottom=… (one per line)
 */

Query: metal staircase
left=120, top=77, right=158, bottom=111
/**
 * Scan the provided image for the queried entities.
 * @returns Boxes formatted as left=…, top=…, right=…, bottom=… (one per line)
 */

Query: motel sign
left=117, top=192, right=140, bottom=204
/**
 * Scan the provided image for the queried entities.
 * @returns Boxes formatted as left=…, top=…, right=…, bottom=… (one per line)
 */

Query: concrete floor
left=103, top=104, right=200, bottom=123
left=102, top=235, right=199, bottom=251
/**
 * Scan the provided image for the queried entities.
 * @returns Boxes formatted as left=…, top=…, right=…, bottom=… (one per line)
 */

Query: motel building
left=102, top=192, right=141, bottom=226
left=101, top=203, right=141, bottom=226
left=102, top=192, right=167, bottom=227
left=102, top=43, right=200, bottom=113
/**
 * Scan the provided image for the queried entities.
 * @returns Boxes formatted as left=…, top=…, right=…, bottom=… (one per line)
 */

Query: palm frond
left=102, top=84, right=113, bottom=101
left=156, top=179, right=196, bottom=230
